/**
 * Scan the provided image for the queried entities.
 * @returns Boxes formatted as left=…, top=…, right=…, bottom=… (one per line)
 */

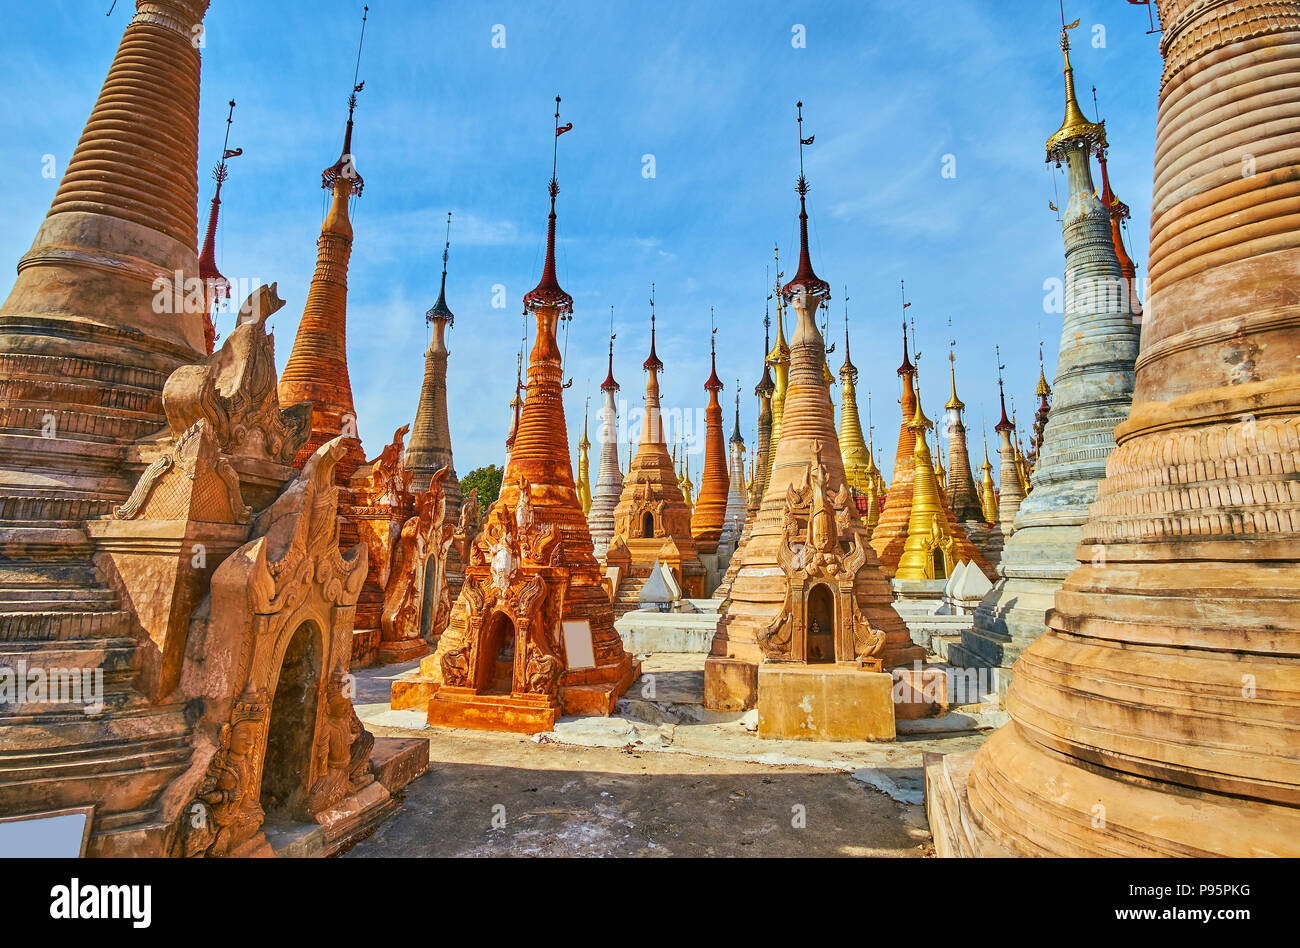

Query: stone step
left=0, top=701, right=189, bottom=753
left=0, top=609, right=132, bottom=643
left=0, top=636, right=139, bottom=672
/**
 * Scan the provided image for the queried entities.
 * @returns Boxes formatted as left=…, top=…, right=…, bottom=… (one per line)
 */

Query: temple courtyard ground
left=345, top=654, right=997, bottom=857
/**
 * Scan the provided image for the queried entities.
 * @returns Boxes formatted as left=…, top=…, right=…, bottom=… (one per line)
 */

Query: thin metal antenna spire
left=347, top=5, right=369, bottom=120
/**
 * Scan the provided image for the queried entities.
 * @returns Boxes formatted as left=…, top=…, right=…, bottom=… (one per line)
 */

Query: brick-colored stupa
left=931, top=0, right=1300, bottom=857
left=604, top=293, right=706, bottom=611
left=0, top=1, right=422, bottom=856
left=706, top=103, right=922, bottom=718
left=692, top=322, right=730, bottom=588
left=392, top=100, right=638, bottom=732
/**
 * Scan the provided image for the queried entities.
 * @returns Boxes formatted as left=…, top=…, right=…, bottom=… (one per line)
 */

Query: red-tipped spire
left=705, top=308, right=723, bottom=392
left=524, top=96, right=575, bottom=314
left=198, top=99, right=240, bottom=355
left=995, top=345, right=1013, bottom=432
left=321, top=6, right=369, bottom=195
left=643, top=283, right=663, bottom=372
left=781, top=101, right=831, bottom=301
left=601, top=308, right=619, bottom=392
left=896, top=280, right=915, bottom=376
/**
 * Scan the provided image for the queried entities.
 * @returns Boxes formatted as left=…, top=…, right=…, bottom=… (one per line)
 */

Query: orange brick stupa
left=392, top=99, right=638, bottom=733
left=691, top=318, right=730, bottom=584
left=705, top=103, right=922, bottom=722
left=604, top=289, right=706, bottom=612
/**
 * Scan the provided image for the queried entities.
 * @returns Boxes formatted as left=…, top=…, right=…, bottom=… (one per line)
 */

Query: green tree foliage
left=460, top=464, right=504, bottom=511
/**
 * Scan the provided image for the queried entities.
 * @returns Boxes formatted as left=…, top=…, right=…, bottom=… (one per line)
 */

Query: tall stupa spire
left=420, top=95, right=637, bottom=730
left=717, top=384, right=748, bottom=565
left=279, top=4, right=371, bottom=477
left=951, top=12, right=1140, bottom=691
left=751, top=278, right=777, bottom=513
left=588, top=307, right=624, bottom=558
left=692, top=309, right=730, bottom=559
left=764, top=245, right=791, bottom=485
left=942, top=336, right=984, bottom=524
left=708, top=101, right=921, bottom=712
left=838, top=289, right=872, bottom=493
left=869, top=285, right=922, bottom=575
left=198, top=98, right=241, bottom=355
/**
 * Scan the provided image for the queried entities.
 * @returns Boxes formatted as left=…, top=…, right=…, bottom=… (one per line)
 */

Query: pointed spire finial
left=705, top=306, right=723, bottom=392
left=995, top=344, right=1013, bottom=431
left=524, top=96, right=574, bottom=314
left=1046, top=5, right=1106, bottom=163
left=782, top=101, right=830, bottom=301
left=896, top=279, right=915, bottom=376
left=322, top=6, right=369, bottom=193
left=643, top=282, right=663, bottom=372
left=426, top=211, right=456, bottom=326
left=601, top=305, right=619, bottom=393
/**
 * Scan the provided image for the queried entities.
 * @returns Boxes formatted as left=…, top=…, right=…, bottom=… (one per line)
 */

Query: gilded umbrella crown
left=601, top=334, right=619, bottom=392
left=1045, top=20, right=1106, bottom=162
left=945, top=349, right=965, bottom=411
left=643, top=287, right=663, bottom=372
left=705, top=314, right=724, bottom=392
left=756, top=305, right=776, bottom=396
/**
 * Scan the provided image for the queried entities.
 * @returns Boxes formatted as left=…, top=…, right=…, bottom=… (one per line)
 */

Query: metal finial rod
left=348, top=5, right=369, bottom=117
left=796, top=100, right=805, bottom=177
left=551, top=96, right=561, bottom=185
left=442, top=211, right=451, bottom=273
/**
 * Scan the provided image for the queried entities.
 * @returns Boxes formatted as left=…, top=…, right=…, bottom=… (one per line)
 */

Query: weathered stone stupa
left=406, top=211, right=467, bottom=609
left=0, top=1, right=423, bottom=856
left=603, top=294, right=706, bottom=611
left=946, top=351, right=1003, bottom=566
left=395, top=100, right=638, bottom=732
left=706, top=103, right=922, bottom=721
left=717, top=391, right=748, bottom=568
left=932, top=0, right=1300, bottom=857
left=587, top=331, right=623, bottom=558
left=950, top=21, right=1140, bottom=688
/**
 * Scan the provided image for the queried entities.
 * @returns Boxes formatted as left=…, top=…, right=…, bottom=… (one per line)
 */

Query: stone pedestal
left=756, top=664, right=895, bottom=741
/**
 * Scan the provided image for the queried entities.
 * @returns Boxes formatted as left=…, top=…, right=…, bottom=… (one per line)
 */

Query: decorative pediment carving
left=162, top=283, right=311, bottom=466
left=757, top=440, right=885, bottom=667
left=114, top=419, right=251, bottom=524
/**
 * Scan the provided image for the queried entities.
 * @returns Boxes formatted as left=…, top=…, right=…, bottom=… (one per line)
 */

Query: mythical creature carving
left=381, top=466, right=450, bottom=645
left=162, top=283, right=311, bottom=465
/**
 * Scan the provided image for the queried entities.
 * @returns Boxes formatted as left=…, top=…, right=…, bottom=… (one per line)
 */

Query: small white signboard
left=0, top=806, right=94, bottom=858
left=562, top=619, right=595, bottom=670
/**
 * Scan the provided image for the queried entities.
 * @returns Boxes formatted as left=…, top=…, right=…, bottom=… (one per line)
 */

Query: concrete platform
left=615, top=598, right=721, bottom=653
left=757, top=664, right=895, bottom=742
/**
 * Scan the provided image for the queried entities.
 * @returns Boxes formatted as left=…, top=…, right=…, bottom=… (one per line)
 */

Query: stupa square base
left=427, top=688, right=560, bottom=734
left=377, top=638, right=431, bottom=664
left=757, top=663, right=896, bottom=741
left=390, top=674, right=437, bottom=711
left=559, top=656, right=641, bottom=715
left=704, top=656, right=759, bottom=710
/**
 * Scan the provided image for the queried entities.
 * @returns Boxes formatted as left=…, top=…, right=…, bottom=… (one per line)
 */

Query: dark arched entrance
left=478, top=613, right=516, bottom=695
left=642, top=512, right=655, bottom=538
left=931, top=548, right=947, bottom=580
left=261, top=622, right=321, bottom=821
left=805, top=584, right=835, bottom=664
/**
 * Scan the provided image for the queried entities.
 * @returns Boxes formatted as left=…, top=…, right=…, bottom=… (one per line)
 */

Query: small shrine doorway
left=478, top=613, right=516, bottom=695
left=261, top=622, right=321, bottom=821
left=805, top=584, right=836, bottom=663
left=931, top=548, right=947, bottom=580
left=642, top=511, right=655, bottom=538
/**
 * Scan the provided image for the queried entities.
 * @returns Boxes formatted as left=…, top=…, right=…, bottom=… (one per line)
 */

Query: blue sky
left=1, top=1, right=1162, bottom=484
